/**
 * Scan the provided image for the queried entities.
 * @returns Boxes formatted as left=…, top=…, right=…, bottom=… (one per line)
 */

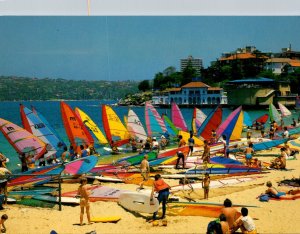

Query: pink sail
left=171, top=102, right=188, bottom=132
left=0, top=118, right=46, bottom=160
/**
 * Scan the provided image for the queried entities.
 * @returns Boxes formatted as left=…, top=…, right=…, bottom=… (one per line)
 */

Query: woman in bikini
left=77, top=178, right=92, bottom=225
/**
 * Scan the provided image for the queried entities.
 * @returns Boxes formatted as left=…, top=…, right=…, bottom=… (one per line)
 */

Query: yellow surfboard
left=90, top=216, right=121, bottom=223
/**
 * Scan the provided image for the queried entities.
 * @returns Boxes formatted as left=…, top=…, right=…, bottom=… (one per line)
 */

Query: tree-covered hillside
left=0, top=76, right=139, bottom=101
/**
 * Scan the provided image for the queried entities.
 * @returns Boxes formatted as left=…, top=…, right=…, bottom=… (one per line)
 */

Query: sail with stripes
left=171, top=102, right=188, bottom=132
left=20, top=104, right=65, bottom=158
left=162, top=114, right=179, bottom=136
left=269, top=103, right=281, bottom=123
left=145, top=102, right=167, bottom=137
left=126, top=109, right=147, bottom=141
left=278, top=103, right=292, bottom=117
left=102, top=104, right=130, bottom=147
left=75, top=107, right=108, bottom=144
left=0, top=118, right=46, bottom=160
left=192, top=107, right=207, bottom=135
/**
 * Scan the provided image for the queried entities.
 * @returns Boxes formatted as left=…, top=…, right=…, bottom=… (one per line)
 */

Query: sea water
left=0, top=100, right=298, bottom=172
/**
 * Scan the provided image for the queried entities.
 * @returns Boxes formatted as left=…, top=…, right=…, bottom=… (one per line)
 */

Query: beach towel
left=259, top=194, right=269, bottom=202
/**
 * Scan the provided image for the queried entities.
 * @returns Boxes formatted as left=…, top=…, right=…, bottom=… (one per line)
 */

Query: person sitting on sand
left=234, top=207, right=256, bottom=234
left=0, top=214, right=8, bottom=233
left=77, top=178, right=92, bottom=226
left=220, top=198, right=240, bottom=233
left=283, top=142, right=298, bottom=159
left=270, top=148, right=286, bottom=169
left=219, top=213, right=230, bottom=234
left=150, top=174, right=171, bottom=221
left=264, top=181, right=286, bottom=198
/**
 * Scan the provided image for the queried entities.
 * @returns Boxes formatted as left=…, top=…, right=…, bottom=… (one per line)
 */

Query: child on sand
left=202, top=173, right=210, bottom=199
left=77, top=178, right=92, bottom=226
left=244, top=143, right=254, bottom=167
left=0, top=214, right=8, bottom=233
left=234, top=207, right=256, bottom=234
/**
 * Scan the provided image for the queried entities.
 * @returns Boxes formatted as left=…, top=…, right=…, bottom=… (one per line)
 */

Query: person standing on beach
left=202, top=140, right=211, bottom=164
left=61, top=146, right=70, bottom=163
left=244, top=143, right=254, bottom=167
left=77, top=178, right=92, bottom=226
left=138, top=154, right=150, bottom=190
left=202, top=173, right=210, bottom=199
left=0, top=166, right=12, bottom=205
left=150, top=174, right=171, bottom=221
left=188, top=133, right=195, bottom=156
left=19, top=153, right=28, bottom=172
left=220, top=198, right=240, bottom=233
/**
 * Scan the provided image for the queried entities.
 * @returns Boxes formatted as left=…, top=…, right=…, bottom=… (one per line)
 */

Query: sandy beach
left=2, top=151, right=300, bottom=234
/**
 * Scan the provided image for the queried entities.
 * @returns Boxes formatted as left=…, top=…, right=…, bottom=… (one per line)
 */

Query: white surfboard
left=86, top=175, right=123, bottom=183
left=118, top=192, right=159, bottom=214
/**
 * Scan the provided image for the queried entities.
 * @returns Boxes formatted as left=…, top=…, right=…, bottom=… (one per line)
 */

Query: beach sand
left=3, top=152, right=300, bottom=234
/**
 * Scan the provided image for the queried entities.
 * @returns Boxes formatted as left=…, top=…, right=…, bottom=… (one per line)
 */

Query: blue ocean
left=0, top=100, right=298, bottom=172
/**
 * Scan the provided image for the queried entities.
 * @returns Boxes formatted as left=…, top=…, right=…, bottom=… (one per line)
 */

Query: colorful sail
left=243, top=111, right=252, bottom=127
left=162, top=114, right=179, bottom=136
left=178, top=130, right=203, bottom=146
left=60, top=101, right=94, bottom=150
left=192, top=107, right=207, bottom=134
left=171, top=102, right=188, bottom=132
left=75, top=107, right=108, bottom=144
left=253, top=114, right=269, bottom=125
left=102, top=104, right=130, bottom=147
left=278, top=103, right=292, bottom=117
left=269, top=103, right=281, bottom=123
left=145, top=102, right=167, bottom=136
left=216, top=106, right=243, bottom=141
left=0, top=118, right=46, bottom=160
left=20, top=104, right=65, bottom=158
left=126, top=109, right=147, bottom=141
left=197, top=106, right=222, bottom=141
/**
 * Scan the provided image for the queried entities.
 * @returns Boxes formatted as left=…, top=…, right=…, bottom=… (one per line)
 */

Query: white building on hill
left=152, top=81, right=227, bottom=105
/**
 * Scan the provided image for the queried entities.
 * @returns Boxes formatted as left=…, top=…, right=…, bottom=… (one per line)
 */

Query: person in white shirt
left=282, top=127, right=289, bottom=139
left=235, top=207, right=256, bottom=233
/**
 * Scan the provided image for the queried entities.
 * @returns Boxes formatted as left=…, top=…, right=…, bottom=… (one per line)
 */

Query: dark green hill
left=0, top=76, right=139, bottom=101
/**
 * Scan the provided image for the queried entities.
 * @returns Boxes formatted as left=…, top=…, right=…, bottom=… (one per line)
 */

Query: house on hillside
left=152, top=81, right=227, bottom=106
left=225, top=77, right=296, bottom=107
left=264, top=58, right=300, bottom=74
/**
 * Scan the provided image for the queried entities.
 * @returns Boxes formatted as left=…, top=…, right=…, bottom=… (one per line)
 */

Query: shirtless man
left=244, top=143, right=254, bottom=167
left=220, top=198, right=240, bottom=233
left=139, top=154, right=150, bottom=190
left=202, top=140, right=211, bottom=164
left=77, top=178, right=92, bottom=225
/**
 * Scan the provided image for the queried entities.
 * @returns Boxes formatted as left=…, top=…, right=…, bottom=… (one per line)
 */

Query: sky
left=0, top=1, right=299, bottom=81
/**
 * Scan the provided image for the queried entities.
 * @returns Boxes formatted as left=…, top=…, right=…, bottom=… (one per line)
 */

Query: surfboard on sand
left=33, top=195, right=80, bottom=204
left=90, top=216, right=121, bottom=223
left=118, top=192, right=159, bottom=214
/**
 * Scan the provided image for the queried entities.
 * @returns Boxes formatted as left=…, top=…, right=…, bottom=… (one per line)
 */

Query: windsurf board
left=90, top=216, right=121, bottom=223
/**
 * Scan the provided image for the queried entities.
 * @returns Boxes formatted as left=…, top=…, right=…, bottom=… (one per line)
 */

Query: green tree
left=138, top=80, right=150, bottom=92
left=182, top=62, right=197, bottom=85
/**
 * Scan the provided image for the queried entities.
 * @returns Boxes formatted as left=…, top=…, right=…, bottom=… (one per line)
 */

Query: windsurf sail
left=278, top=103, right=292, bottom=117
left=216, top=106, right=243, bottom=141
left=75, top=107, right=108, bottom=144
left=253, top=114, right=269, bottom=125
left=197, top=106, right=222, bottom=141
left=126, top=109, right=147, bottom=141
left=145, top=102, right=167, bottom=137
left=192, top=107, right=207, bottom=134
left=178, top=130, right=203, bottom=146
left=60, top=101, right=94, bottom=150
left=162, top=114, right=179, bottom=136
left=20, top=104, right=64, bottom=158
left=102, top=104, right=130, bottom=147
left=243, top=111, right=252, bottom=127
left=0, top=118, right=46, bottom=160
left=171, top=102, right=188, bottom=132
left=269, top=103, right=281, bottom=123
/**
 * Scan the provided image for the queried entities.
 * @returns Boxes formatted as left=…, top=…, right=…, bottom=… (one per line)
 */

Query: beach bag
left=259, top=194, right=270, bottom=202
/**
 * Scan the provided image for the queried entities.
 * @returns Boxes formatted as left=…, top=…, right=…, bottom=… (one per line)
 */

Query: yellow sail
left=230, top=111, right=244, bottom=141
left=75, top=107, right=108, bottom=144
left=178, top=130, right=204, bottom=146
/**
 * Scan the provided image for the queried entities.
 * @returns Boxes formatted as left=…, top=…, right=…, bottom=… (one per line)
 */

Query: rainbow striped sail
left=171, top=102, right=188, bottom=132
left=75, top=107, right=108, bottom=145
left=192, top=107, right=207, bottom=134
left=0, top=118, right=46, bottom=160
left=145, top=102, right=167, bottom=137
left=162, top=114, right=179, bottom=136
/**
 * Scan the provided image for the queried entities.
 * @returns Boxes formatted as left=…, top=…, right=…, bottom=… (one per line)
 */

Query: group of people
left=208, top=198, right=256, bottom=234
